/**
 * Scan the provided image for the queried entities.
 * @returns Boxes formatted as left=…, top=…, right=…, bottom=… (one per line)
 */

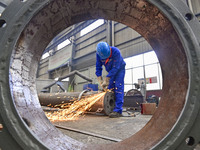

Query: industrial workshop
left=0, top=0, right=200, bottom=150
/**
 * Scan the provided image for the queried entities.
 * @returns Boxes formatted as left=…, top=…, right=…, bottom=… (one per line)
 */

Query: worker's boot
left=109, top=112, right=122, bottom=118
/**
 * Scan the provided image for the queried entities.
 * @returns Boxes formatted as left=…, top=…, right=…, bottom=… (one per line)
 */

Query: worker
left=96, top=42, right=126, bottom=118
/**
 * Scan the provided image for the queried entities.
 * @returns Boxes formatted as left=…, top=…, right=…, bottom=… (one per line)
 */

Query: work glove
left=97, top=76, right=103, bottom=86
left=101, top=77, right=110, bottom=90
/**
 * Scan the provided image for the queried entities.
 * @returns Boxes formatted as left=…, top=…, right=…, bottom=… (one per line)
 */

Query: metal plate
left=123, top=96, right=143, bottom=108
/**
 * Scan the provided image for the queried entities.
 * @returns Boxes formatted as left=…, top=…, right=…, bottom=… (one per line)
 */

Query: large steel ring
left=0, top=0, right=200, bottom=150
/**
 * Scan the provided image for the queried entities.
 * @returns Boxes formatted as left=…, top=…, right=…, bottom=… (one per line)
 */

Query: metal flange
left=90, top=92, right=116, bottom=115
left=0, top=0, right=199, bottom=150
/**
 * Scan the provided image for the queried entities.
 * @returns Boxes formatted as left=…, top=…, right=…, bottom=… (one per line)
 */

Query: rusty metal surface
left=90, top=92, right=115, bottom=115
left=0, top=0, right=199, bottom=150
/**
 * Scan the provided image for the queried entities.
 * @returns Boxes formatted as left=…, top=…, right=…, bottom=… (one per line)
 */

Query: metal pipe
left=111, top=21, right=115, bottom=46
left=38, top=91, right=99, bottom=106
left=39, top=91, right=115, bottom=115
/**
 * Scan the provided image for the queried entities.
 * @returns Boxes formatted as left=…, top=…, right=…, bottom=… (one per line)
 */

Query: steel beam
left=0, top=2, right=7, bottom=8
left=0, top=0, right=200, bottom=150
left=43, top=20, right=97, bottom=54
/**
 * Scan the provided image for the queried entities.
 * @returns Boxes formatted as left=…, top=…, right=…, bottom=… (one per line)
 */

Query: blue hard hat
left=96, top=42, right=111, bottom=59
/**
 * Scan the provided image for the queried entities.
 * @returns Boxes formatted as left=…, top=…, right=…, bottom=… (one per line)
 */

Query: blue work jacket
left=95, top=46, right=126, bottom=78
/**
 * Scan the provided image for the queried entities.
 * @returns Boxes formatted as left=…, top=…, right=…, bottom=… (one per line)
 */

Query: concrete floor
left=195, top=145, right=200, bottom=150
left=53, top=110, right=152, bottom=144
left=50, top=110, right=200, bottom=149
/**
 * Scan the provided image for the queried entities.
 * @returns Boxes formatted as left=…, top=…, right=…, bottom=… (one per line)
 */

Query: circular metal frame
left=0, top=0, right=199, bottom=150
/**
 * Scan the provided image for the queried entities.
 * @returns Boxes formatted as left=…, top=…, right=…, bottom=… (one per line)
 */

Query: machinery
left=124, top=88, right=144, bottom=109
left=0, top=0, right=200, bottom=150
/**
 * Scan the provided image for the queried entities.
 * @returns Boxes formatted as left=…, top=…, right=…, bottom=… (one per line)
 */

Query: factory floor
left=53, top=109, right=152, bottom=144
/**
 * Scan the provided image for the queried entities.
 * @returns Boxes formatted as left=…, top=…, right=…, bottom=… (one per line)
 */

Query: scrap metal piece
left=0, top=0, right=200, bottom=150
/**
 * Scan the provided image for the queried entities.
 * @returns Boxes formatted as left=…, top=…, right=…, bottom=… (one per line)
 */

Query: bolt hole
left=0, top=124, right=3, bottom=131
left=109, top=99, right=114, bottom=106
left=22, top=117, right=31, bottom=127
left=0, top=19, right=6, bottom=28
left=20, top=0, right=27, bottom=2
left=185, top=13, right=193, bottom=21
left=185, top=136, right=195, bottom=146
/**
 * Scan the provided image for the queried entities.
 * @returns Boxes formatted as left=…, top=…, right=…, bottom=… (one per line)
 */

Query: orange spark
left=45, top=92, right=106, bottom=121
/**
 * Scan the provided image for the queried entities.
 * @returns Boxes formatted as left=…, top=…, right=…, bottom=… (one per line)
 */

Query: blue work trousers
left=108, top=69, right=125, bottom=114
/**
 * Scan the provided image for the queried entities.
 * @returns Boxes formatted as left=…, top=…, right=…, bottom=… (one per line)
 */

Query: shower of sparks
left=45, top=92, right=106, bottom=121
left=0, top=124, right=3, bottom=130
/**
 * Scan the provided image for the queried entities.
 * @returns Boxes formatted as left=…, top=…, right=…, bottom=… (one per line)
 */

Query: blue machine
left=83, top=84, right=98, bottom=91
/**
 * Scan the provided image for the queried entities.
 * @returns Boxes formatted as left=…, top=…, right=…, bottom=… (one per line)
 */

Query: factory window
left=57, top=39, right=71, bottom=50
left=41, top=52, right=49, bottom=60
left=145, top=63, right=162, bottom=90
left=132, top=54, right=143, bottom=68
left=80, top=19, right=104, bottom=36
left=124, top=51, right=162, bottom=92
left=144, top=51, right=159, bottom=65
left=61, top=78, right=69, bottom=82
left=54, top=77, right=69, bottom=81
